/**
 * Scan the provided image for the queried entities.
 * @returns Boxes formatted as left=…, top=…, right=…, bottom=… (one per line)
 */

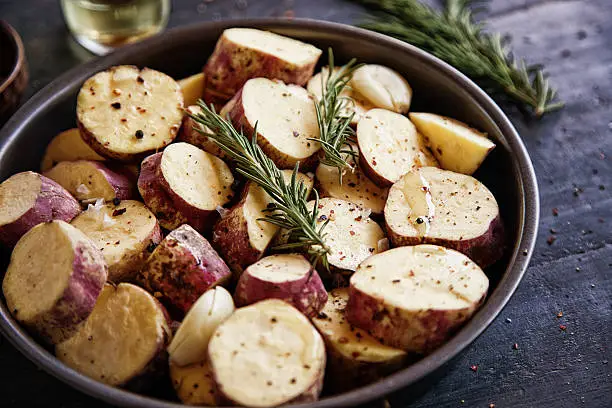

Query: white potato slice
left=178, top=72, right=205, bottom=107
left=77, top=65, right=183, bottom=161
left=315, top=144, right=388, bottom=215
left=169, top=359, right=217, bottom=406
left=351, top=64, right=412, bottom=113
left=357, top=108, right=434, bottom=187
left=410, top=112, right=495, bottom=175
left=213, top=170, right=313, bottom=275
left=347, top=245, right=489, bottom=353
left=203, top=28, right=322, bottom=104
left=312, top=288, right=406, bottom=390
left=307, top=67, right=375, bottom=126
left=56, top=283, right=171, bottom=386
left=71, top=200, right=162, bottom=282
left=168, top=287, right=235, bottom=367
left=384, top=166, right=504, bottom=268
left=229, top=78, right=321, bottom=169
left=208, top=299, right=326, bottom=406
left=307, top=198, right=386, bottom=273
left=41, top=128, right=106, bottom=172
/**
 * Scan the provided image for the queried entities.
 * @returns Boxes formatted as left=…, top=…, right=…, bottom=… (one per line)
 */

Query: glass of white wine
left=61, top=0, right=171, bottom=55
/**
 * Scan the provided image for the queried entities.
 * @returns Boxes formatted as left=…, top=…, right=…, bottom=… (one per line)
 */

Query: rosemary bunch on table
left=311, top=49, right=362, bottom=183
left=189, top=102, right=331, bottom=270
left=350, top=0, right=563, bottom=117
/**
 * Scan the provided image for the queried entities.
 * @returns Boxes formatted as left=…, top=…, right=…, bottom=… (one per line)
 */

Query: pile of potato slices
left=0, top=28, right=503, bottom=407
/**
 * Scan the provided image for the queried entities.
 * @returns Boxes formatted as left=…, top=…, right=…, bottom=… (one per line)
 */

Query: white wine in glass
left=61, top=0, right=171, bottom=55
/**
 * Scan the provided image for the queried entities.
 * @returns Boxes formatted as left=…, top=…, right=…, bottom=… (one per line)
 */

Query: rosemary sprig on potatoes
left=189, top=102, right=331, bottom=270
left=311, top=49, right=362, bottom=182
left=350, top=0, right=563, bottom=117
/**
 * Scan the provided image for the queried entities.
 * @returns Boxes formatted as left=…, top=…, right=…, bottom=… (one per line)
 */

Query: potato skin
left=4, top=224, right=108, bottom=344
left=234, top=260, right=327, bottom=318
left=139, top=224, right=231, bottom=315
left=228, top=86, right=318, bottom=171
left=385, top=214, right=505, bottom=268
left=138, top=152, right=218, bottom=232
left=346, top=284, right=486, bottom=353
left=178, top=105, right=228, bottom=160
left=211, top=195, right=260, bottom=277
left=203, top=33, right=319, bottom=105
left=0, top=173, right=81, bottom=247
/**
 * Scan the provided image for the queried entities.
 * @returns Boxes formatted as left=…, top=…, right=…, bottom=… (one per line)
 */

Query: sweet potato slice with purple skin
left=139, top=224, right=231, bottom=315
left=208, top=299, right=326, bottom=406
left=44, top=160, right=136, bottom=202
left=77, top=65, right=183, bottom=162
left=40, top=128, right=106, bottom=172
left=346, top=245, right=489, bottom=353
left=384, top=166, right=504, bottom=268
left=71, top=200, right=162, bottom=282
left=138, top=142, right=234, bottom=232
left=312, top=288, right=407, bottom=392
left=234, top=254, right=328, bottom=318
left=212, top=170, right=313, bottom=276
left=56, top=283, right=172, bottom=387
left=203, top=28, right=322, bottom=105
left=0, top=171, right=81, bottom=247
left=2, top=220, right=107, bottom=344
left=228, top=78, right=321, bottom=170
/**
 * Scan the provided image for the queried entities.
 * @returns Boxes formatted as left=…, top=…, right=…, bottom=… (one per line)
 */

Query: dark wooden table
left=0, top=0, right=610, bottom=407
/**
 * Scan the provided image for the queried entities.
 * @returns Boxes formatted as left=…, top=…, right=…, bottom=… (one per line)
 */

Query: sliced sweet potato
left=77, top=65, right=183, bottom=162
left=203, top=28, right=322, bottom=104
left=315, top=144, right=388, bottom=215
left=169, top=359, right=217, bottom=406
left=2, top=220, right=107, bottom=344
left=312, top=288, right=406, bottom=391
left=384, top=166, right=504, bottom=267
left=44, top=160, right=136, bottom=202
left=410, top=112, right=495, bottom=175
left=212, top=170, right=313, bottom=275
left=208, top=299, right=326, bottom=406
left=178, top=105, right=229, bottom=160
left=234, top=254, right=327, bottom=318
left=167, top=287, right=235, bottom=367
left=56, top=283, right=172, bottom=387
left=0, top=171, right=81, bottom=247
left=229, top=78, right=321, bottom=169
left=307, top=67, right=375, bottom=126
left=40, top=128, right=105, bottom=172
left=71, top=200, right=162, bottom=282
left=138, top=142, right=234, bottom=232
left=139, top=224, right=231, bottom=315
left=346, top=245, right=489, bottom=353
left=178, top=72, right=205, bottom=108
left=357, top=108, right=433, bottom=187
left=307, top=198, right=386, bottom=274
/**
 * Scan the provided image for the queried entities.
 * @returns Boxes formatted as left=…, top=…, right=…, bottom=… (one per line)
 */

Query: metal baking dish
left=0, top=19, right=538, bottom=408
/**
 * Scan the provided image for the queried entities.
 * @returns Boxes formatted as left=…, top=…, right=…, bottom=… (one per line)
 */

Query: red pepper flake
left=372, top=159, right=377, bottom=166
left=559, top=324, right=567, bottom=331
left=512, top=343, right=519, bottom=350
left=547, top=235, right=556, bottom=245
left=557, top=311, right=563, bottom=318
left=354, top=215, right=363, bottom=221
left=470, top=364, right=478, bottom=372
left=349, top=231, right=355, bottom=236
left=552, top=208, right=559, bottom=216
left=292, top=131, right=299, bottom=137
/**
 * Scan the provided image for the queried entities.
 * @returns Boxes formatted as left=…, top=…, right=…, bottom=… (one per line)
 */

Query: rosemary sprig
left=350, top=0, right=563, bottom=117
left=189, top=101, right=331, bottom=270
left=311, top=49, right=362, bottom=182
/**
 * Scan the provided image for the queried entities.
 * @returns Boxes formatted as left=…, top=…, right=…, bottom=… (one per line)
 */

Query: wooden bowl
left=0, top=20, right=28, bottom=126
left=0, top=19, right=539, bottom=408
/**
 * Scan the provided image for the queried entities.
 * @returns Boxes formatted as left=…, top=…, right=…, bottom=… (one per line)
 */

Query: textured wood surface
left=0, top=0, right=610, bottom=407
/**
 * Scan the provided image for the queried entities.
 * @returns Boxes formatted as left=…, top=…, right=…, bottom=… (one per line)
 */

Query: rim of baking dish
left=0, top=18, right=539, bottom=408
